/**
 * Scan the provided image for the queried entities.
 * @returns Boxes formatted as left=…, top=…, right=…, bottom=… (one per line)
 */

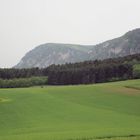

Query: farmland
left=0, top=79, right=140, bottom=140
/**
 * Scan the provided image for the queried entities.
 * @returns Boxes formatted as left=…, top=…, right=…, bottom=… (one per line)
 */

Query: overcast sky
left=0, top=0, right=140, bottom=68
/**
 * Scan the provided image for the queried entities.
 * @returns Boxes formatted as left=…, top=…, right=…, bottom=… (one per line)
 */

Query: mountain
left=15, top=43, right=94, bottom=68
left=89, top=28, right=140, bottom=60
left=15, top=28, right=140, bottom=68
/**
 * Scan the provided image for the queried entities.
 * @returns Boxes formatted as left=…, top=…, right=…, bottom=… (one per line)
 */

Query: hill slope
left=15, top=28, right=140, bottom=68
left=0, top=79, right=140, bottom=140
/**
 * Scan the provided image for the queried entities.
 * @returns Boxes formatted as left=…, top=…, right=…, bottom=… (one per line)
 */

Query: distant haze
left=0, top=0, right=140, bottom=68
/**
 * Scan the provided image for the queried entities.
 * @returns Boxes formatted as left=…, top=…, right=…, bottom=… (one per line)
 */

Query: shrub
left=0, top=77, right=48, bottom=88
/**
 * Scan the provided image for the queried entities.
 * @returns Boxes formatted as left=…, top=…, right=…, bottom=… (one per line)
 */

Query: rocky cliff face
left=89, top=28, right=140, bottom=60
left=15, top=28, right=140, bottom=68
left=15, top=43, right=93, bottom=68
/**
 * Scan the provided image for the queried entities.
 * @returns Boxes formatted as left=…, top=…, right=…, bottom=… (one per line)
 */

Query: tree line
left=0, top=53, right=139, bottom=86
left=47, top=63, right=133, bottom=85
left=0, top=68, right=42, bottom=79
left=46, top=53, right=140, bottom=85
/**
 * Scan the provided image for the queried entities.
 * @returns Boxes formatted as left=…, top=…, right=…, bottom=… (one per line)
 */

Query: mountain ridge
left=15, top=28, right=140, bottom=68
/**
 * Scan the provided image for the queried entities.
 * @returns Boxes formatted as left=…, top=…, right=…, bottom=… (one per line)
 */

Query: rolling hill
left=0, top=79, right=140, bottom=140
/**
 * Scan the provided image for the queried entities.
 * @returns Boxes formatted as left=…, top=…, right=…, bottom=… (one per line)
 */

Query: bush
left=133, top=64, right=140, bottom=78
left=0, top=77, right=48, bottom=88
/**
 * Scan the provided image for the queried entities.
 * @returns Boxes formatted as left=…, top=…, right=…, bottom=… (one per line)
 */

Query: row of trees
left=0, top=53, right=139, bottom=86
left=47, top=63, right=133, bottom=85
left=0, top=68, right=42, bottom=79
left=46, top=54, right=140, bottom=85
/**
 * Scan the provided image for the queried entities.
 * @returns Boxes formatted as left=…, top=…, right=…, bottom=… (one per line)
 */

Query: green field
left=0, top=79, right=140, bottom=140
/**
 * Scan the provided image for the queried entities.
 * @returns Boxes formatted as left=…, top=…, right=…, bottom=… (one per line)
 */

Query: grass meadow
left=0, top=79, right=140, bottom=140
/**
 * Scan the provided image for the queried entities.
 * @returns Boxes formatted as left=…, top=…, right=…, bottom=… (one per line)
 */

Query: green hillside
left=0, top=79, right=140, bottom=140
left=133, top=64, right=140, bottom=78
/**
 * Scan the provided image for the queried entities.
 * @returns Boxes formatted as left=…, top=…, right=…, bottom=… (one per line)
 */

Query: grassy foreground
left=0, top=79, right=140, bottom=140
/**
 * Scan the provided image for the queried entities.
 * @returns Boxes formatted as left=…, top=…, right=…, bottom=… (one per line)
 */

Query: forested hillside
left=0, top=54, right=140, bottom=87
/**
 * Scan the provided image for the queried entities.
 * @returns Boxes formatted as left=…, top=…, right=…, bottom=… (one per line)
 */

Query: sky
left=0, top=0, right=140, bottom=68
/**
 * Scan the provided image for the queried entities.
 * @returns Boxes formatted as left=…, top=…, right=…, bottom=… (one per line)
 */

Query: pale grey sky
left=0, top=0, right=140, bottom=68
